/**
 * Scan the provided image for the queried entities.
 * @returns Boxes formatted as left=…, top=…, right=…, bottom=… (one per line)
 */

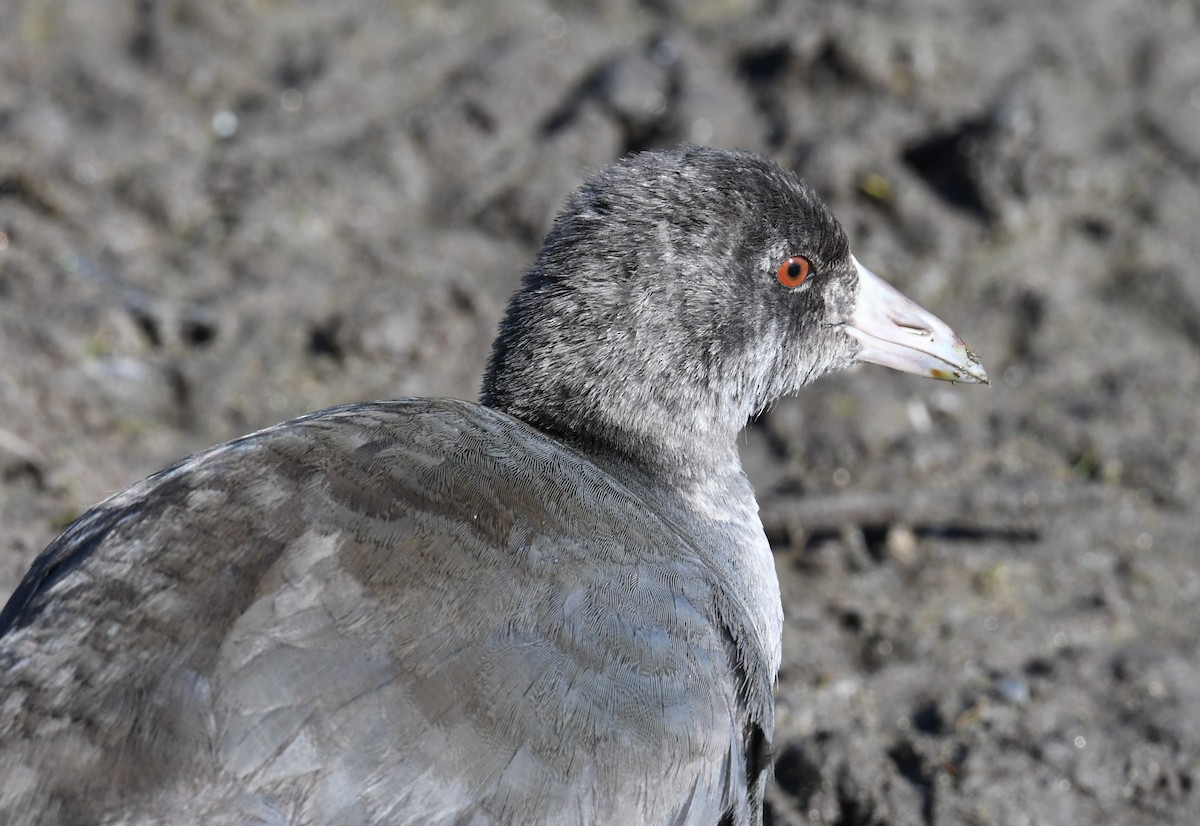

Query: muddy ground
left=1, top=1, right=1198, bottom=823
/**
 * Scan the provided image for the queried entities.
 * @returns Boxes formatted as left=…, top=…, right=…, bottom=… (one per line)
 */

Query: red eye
left=776, top=255, right=812, bottom=288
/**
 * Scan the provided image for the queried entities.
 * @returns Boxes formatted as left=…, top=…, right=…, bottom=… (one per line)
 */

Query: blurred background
left=1, top=1, right=1197, bottom=822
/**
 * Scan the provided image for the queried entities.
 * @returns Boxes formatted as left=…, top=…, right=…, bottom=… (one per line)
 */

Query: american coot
left=0, top=146, right=985, bottom=825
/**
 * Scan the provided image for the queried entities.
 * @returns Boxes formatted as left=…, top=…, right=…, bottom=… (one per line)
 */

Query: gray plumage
left=0, top=146, right=985, bottom=825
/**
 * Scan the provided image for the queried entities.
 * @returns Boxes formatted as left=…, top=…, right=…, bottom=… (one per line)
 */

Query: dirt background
left=1, top=1, right=1198, bottom=823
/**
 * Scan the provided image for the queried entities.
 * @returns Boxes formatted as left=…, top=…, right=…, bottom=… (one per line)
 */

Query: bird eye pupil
left=788, top=261, right=801, bottom=278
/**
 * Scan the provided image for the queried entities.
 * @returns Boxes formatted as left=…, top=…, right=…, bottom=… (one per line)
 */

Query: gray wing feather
left=0, top=399, right=769, bottom=825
